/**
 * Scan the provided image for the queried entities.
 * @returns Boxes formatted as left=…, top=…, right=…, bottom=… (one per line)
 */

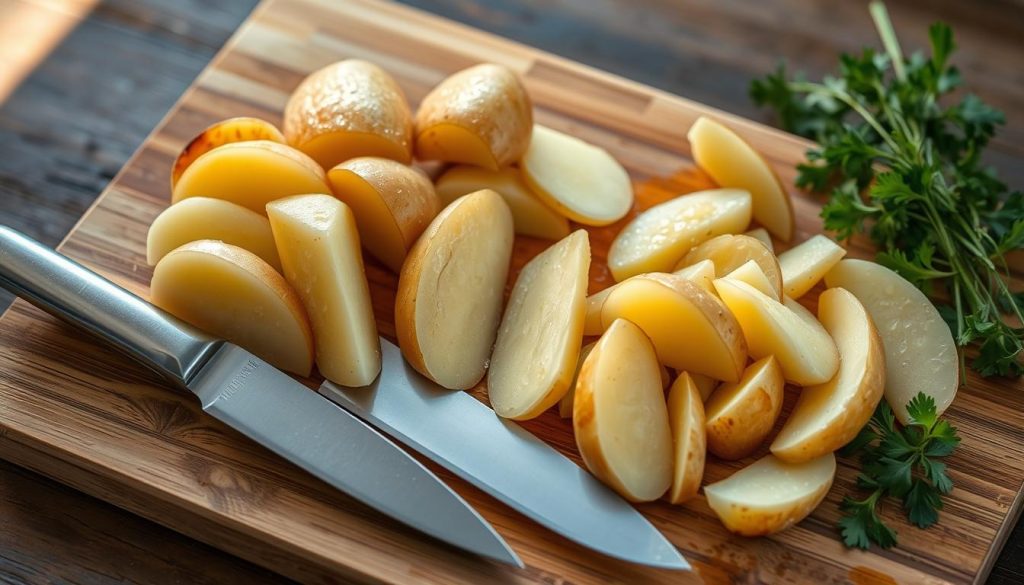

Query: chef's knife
left=320, top=341, right=690, bottom=570
left=0, top=225, right=521, bottom=568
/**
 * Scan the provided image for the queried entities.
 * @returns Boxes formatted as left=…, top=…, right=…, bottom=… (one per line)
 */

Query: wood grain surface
left=1, top=0, right=1023, bottom=583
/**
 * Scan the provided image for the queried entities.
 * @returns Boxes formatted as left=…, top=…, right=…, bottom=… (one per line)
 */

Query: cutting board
left=1, top=0, right=1022, bottom=583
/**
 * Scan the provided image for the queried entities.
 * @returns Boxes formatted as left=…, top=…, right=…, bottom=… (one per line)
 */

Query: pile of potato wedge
left=145, top=58, right=959, bottom=539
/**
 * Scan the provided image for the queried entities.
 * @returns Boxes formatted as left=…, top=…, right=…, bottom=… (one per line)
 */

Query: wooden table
left=0, top=0, right=1021, bottom=582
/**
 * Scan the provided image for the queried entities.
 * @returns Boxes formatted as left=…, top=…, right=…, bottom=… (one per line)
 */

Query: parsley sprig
left=838, top=393, right=960, bottom=549
left=750, top=1, right=1024, bottom=377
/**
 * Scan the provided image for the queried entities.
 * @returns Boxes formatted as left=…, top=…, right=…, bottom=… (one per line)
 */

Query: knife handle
left=0, top=225, right=221, bottom=387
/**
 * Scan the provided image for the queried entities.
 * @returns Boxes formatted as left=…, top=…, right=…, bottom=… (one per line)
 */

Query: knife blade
left=320, top=339, right=689, bottom=570
left=0, top=225, right=521, bottom=568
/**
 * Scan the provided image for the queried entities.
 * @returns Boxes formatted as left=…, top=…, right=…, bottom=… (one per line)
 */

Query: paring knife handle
left=0, top=225, right=221, bottom=387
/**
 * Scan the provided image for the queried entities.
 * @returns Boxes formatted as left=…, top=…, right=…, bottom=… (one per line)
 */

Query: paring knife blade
left=320, top=339, right=690, bottom=570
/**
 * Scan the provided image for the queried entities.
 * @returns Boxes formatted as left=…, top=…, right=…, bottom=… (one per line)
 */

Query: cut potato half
left=688, top=116, right=794, bottom=241
left=705, top=356, right=784, bottom=460
left=778, top=235, right=847, bottom=299
left=744, top=228, right=774, bottom=252
left=825, top=259, right=958, bottom=423
left=171, top=117, right=285, bottom=188
left=608, top=189, right=751, bottom=281
left=488, top=230, right=590, bottom=419
left=705, top=453, right=836, bottom=536
left=574, top=319, right=673, bottom=502
left=267, top=194, right=381, bottom=387
left=677, top=234, right=782, bottom=300
left=558, top=342, right=596, bottom=418
left=150, top=240, right=313, bottom=376
left=666, top=373, right=707, bottom=504
left=396, top=190, right=514, bottom=390
left=722, top=260, right=776, bottom=298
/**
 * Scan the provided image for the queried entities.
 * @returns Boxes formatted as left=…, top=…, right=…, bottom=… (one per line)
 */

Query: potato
left=704, top=356, right=784, bottom=460
left=434, top=165, right=569, bottom=240
left=666, top=373, right=707, bottom=504
left=284, top=60, right=413, bottom=168
left=713, top=279, right=839, bottom=385
left=415, top=64, right=532, bottom=169
left=171, top=141, right=331, bottom=215
left=672, top=258, right=716, bottom=293
left=607, top=189, right=751, bottom=281
left=778, top=235, right=847, bottom=299
left=328, top=157, right=440, bottom=272
left=772, top=288, right=886, bottom=462
left=744, top=227, right=774, bottom=252
left=558, top=342, right=596, bottom=418
left=824, top=259, right=958, bottom=424
left=171, top=117, right=285, bottom=188
left=150, top=241, right=313, bottom=376
left=721, top=260, right=776, bottom=298
left=267, top=194, right=380, bottom=387
left=574, top=319, right=673, bottom=502
left=704, top=453, right=836, bottom=536
left=676, top=234, right=782, bottom=300
left=395, top=190, right=514, bottom=390
left=601, top=273, right=747, bottom=382
left=688, top=116, right=795, bottom=241
left=146, top=197, right=282, bottom=272
left=488, top=230, right=590, bottom=419
left=691, top=373, right=718, bottom=401
left=520, top=125, right=633, bottom=226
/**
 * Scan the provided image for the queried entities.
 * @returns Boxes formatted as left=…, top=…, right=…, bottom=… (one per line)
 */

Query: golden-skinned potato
left=677, top=234, right=783, bottom=300
left=171, top=117, right=285, bottom=188
left=704, top=356, right=784, bottom=460
left=666, top=373, right=707, bottom=504
left=778, top=234, right=847, bottom=299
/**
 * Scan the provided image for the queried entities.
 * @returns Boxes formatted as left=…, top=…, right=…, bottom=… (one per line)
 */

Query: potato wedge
left=601, top=273, right=747, bottom=381
left=608, top=189, right=751, bottom=281
left=171, top=141, right=331, bottom=215
left=150, top=241, right=313, bottom=376
left=722, top=260, right=776, bottom=298
left=415, top=64, right=532, bottom=169
left=713, top=279, right=839, bottom=385
left=691, top=373, right=718, bottom=401
left=666, top=373, right=707, bottom=504
left=171, top=117, right=285, bottom=188
left=677, top=234, right=782, bottom=300
left=520, top=125, right=633, bottom=226
left=328, top=157, right=440, bottom=272
left=558, top=342, right=596, bottom=418
left=778, top=235, right=847, bottom=299
left=488, top=230, right=590, bottom=419
left=146, top=197, right=281, bottom=272
left=772, top=288, right=886, bottom=462
left=744, top=227, right=774, bottom=252
left=574, top=319, right=673, bottom=502
left=825, top=259, right=958, bottom=424
left=705, top=356, right=784, bottom=460
left=672, top=258, right=716, bottom=293
left=434, top=165, right=569, bottom=240
left=267, top=194, right=380, bottom=387
left=284, top=60, right=413, bottom=168
left=688, top=116, right=795, bottom=241
left=396, top=190, right=514, bottom=390
left=705, top=453, right=836, bottom=536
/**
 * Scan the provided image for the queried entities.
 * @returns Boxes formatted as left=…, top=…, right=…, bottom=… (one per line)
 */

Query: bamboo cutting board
left=1, top=0, right=1022, bottom=583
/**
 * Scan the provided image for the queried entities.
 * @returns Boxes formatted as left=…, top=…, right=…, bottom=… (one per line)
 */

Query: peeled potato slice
left=778, top=235, right=847, bottom=299
left=825, top=259, right=958, bottom=424
left=434, top=165, right=569, bottom=240
left=772, top=288, right=886, bottom=462
left=574, top=319, right=673, bottom=502
left=744, top=227, right=774, bottom=252
left=284, top=60, right=413, bottom=168
left=171, top=117, right=285, bottom=188
left=328, top=157, right=440, bottom=272
left=713, top=279, right=839, bottom=385
left=146, top=197, right=282, bottom=272
left=415, top=64, right=532, bottom=169
left=705, top=356, right=784, bottom=460
left=488, top=230, right=590, bottom=419
left=150, top=241, right=313, bottom=376
left=608, top=189, right=752, bottom=281
left=688, top=116, right=795, bottom=241
left=267, top=194, right=381, bottom=386
left=705, top=453, right=836, bottom=536
left=172, top=141, right=331, bottom=215
left=396, top=190, right=514, bottom=390
left=677, top=234, right=782, bottom=300
left=520, top=125, right=633, bottom=226
left=722, top=260, right=776, bottom=298
left=666, top=373, right=707, bottom=504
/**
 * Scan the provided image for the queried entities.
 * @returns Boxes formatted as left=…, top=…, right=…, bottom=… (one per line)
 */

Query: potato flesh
left=744, top=228, right=774, bottom=252
left=574, top=319, right=672, bottom=502
left=778, top=235, right=847, bottom=299
left=722, top=260, right=776, bottom=298
left=672, top=259, right=716, bottom=293
left=267, top=195, right=381, bottom=386
left=666, top=373, right=706, bottom=504
left=171, top=117, right=285, bottom=188
left=488, top=230, right=590, bottom=419
left=677, top=234, right=782, bottom=300
left=417, top=124, right=498, bottom=169
left=520, top=125, right=633, bottom=226
left=146, top=197, right=282, bottom=272
left=150, top=241, right=313, bottom=376
left=607, top=189, right=751, bottom=281
left=691, top=373, right=718, bottom=401
left=558, top=342, right=596, bottom=418
left=824, top=259, right=958, bottom=424
left=704, top=356, right=784, bottom=460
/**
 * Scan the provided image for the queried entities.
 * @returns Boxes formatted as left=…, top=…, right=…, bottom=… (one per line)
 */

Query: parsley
left=838, top=393, right=960, bottom=549
left=750, top=1, right=1024, bottom=377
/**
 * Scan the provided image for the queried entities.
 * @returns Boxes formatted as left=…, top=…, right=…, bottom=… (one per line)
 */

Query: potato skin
left=171, top=117, right=285, bottom=188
